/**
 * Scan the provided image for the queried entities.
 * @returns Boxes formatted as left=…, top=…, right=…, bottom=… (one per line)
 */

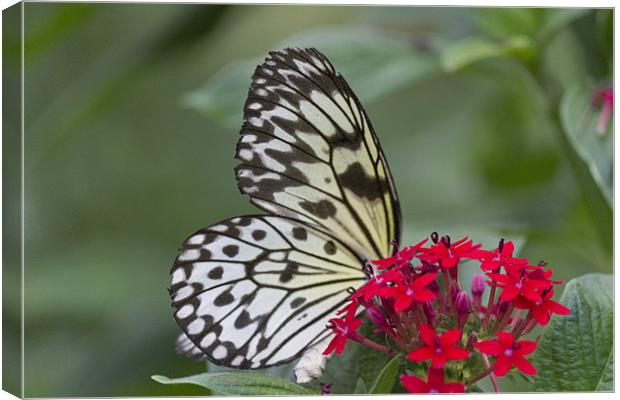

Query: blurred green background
left=2, top=3, right=612, bottom=396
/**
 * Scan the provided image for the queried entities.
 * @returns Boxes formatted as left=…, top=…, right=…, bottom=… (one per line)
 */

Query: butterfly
left=169, top=47, right=401, bottom=371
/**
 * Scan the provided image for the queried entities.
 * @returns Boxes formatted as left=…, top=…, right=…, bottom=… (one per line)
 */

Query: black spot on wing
left=290, top=297, right=306, bottom=308
left=299, top=199, right=336, bottom=219
left=234, top=310, right=254, bottom=329
left=252, top=229, right=267, bottom=241
left=214, top=288, right=235, bottom=306
left=292, top=227, right=308, bottom=240
left=208, top=266, right=224, bottom=280
left=279, top=262, right=299, bottom=283
left=338, top=161, right=383, bottom=201
left=223, top=245, right=239, bottom=257
left=324, top=240, right=337, bottom=255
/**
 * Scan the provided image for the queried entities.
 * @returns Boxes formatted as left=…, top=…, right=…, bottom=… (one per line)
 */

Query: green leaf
left=152, top=372, right=319, bottom=395
left=440, top=36, right=534, bottom=73
left=183, top=26, right=440, bottom=128
left=560, top=85, right=613, bottom=207
left=369, top=356, right=401, bottom=394
left=532, top=274, right=613, bottom=392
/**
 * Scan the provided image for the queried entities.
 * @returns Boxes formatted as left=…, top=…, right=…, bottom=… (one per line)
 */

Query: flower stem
left=482, top=354, right=500, bottom=392
left=512, top=312, right=534, bottom=338
left=492, top=304, right=514, bottom=334
left=352, top=333, right=398, bottom=356
left=483, top=282, right=497, bottom=331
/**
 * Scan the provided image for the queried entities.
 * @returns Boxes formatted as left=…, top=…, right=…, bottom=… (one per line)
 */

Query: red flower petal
left=487, top=273, right=512, bottom=285
left=516, top=340, right=537, bottom=355
left=445, top=347, right=470, bottom=360
left=522, top=286, right=542, bottom=302
left=426, top=367, right=445, bottom=388
left=499, top=285, right=520, bottom=301
left=547, top=300, right=571, bottom=315
left=400, top=374, right=428, bottom=393
left=441, top=257, right=459, bottom=269
left=419, top=323, right=437, bottom=345
left=532, top=307, right=551, bottom=325
left=413, top=272, right=438, bottom=288
left=475, top=340, right=500, bottom=356
left=439, top=329, right=462, bottom=347
left=413, top=288, right=436, bottom=302
left=493, top=357, right=512, bottom=376
left=431, top=354, right=448, bottom=368
left=497, top=332, right=515, bottom=348
left=408, top=346, right=436, bottom=362
left=441, top=383, right=465, bottom=393
left=514, top=355, right=537, bottom=375
left=394, top=295, right=414, bottom=312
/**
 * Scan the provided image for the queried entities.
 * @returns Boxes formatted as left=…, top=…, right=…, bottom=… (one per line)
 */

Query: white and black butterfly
left=169, top=48, right=401, bottom=371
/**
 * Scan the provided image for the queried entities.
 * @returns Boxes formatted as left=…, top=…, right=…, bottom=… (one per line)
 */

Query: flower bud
left=456, top=291, right=472, bottom=328
left=455, top=291, right=472, bottom=315
left=449, top=282, right=460, bottom=302
left=496, top=300, right=510, bottom=315
left=320, top=383, right=331, bottom=395
left=471, top=274, right=485, bottom=298
left=366, top=306, right=386, bottom=327
left=422, top=301, right=435, bottom=327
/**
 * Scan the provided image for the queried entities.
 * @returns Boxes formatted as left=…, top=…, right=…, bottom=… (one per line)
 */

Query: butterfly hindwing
left=170, top=215, right=366, bottom=368
left=235, top=48, right=401, bottom=261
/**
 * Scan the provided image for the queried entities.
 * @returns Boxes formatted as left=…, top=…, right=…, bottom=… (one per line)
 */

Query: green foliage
left=183, top=27, right=440, bottom=129
left=560, top=85, right=613, bottom=206
left=532, top=274, right=613, bottom=392
left=440, top=36, right=534, bottom=72
left=369, top=356, right=401, bottom=394
left=151, top=372, right=319, bottom=395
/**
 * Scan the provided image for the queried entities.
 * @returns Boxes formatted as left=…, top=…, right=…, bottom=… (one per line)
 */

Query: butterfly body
left=170, top=48, right=401, bottom=369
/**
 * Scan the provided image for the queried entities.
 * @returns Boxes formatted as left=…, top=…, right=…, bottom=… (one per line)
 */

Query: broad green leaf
left=183, top=26, right=440, bottom=128
left=369, top=356, right=401, bottom=394
left=152, top=372, right=319, bottom=395
left=560, top=85, right=613, bottom=207
left=440, top=36, right=534, bottom=72
left=595, top=351, right=613, bottom=391
left=532, top=274, right=613, bottom=392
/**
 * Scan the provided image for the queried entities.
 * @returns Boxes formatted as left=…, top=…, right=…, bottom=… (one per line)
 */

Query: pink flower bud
left=471, top=274, right=485, bottom=298
left=456, top=291, right=472, bottom=328
left=456, top=291, right=472, bottom=315
left=366, top=306, right=386, bottom=327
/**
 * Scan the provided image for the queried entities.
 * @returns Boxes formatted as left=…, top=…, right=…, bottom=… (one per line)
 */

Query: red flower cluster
left=323, top=234, right=570, bottom=393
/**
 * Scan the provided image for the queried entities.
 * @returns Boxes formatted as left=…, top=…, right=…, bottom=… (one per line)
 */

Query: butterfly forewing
left=171, top=48, right=402, bottom=369
left=235, top=48, right=401, bottom=260
left=170, top=215, right=365, bottom=368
